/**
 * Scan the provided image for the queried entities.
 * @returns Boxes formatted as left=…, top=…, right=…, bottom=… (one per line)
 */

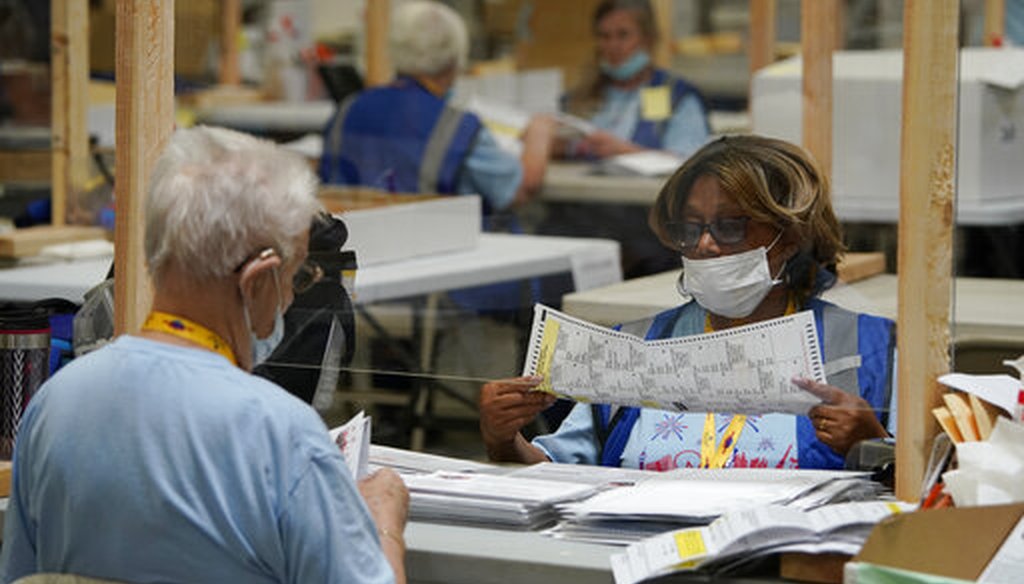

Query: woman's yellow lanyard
left=699, top=295, right=798, bottom=469
left=142, top=311, right=236, bottom=366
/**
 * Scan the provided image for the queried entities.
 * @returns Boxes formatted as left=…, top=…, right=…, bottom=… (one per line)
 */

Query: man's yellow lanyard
left=698, top=294, right=798, bottom=469
left=142, top=311, right=237, bottom=366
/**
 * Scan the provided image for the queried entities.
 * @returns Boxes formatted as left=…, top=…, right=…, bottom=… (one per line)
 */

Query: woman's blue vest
left=592, top=298, right=895, bottom=470
left=630, top=69, right=710, bottom=149
left=319, top=77, right=481, bottom=195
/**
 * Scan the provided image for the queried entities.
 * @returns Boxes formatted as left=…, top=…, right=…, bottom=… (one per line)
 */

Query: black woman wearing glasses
left=480, top=135, right=895, bottom=470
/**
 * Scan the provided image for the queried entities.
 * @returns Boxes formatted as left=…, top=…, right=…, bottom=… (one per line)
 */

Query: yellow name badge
left=640, top=86, right=671, bottom=121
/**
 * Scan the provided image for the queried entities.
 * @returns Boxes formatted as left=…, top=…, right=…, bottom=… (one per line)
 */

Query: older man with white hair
left=319, top=0, right=555, bottom=212
left=0, top=126, right=409, bottom=584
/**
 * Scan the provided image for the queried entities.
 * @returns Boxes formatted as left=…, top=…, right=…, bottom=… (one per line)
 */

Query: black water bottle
left=0, top=305, right=51, bottom=459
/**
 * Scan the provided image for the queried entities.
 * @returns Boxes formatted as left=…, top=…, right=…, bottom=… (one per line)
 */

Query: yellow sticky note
left=674, top=529, right=707, bottom=560
left=640, top=86, right=671, bottom=121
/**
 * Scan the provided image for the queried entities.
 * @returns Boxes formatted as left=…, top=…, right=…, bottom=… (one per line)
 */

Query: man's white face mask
left=680, top=230, right=785, bottom=319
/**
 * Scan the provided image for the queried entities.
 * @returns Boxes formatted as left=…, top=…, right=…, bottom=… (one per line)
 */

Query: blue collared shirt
left=0, top=336, right=394, bottom=584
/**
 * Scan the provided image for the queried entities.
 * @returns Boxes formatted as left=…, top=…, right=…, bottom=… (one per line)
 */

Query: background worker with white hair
left=318, top=0, right=556, bottom=213
left=0, top=126, right=409, bottom=584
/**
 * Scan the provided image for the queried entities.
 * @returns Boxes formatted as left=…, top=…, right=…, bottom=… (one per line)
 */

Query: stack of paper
left=943, top=417, right=1024, bottom=506
left=329, top=411, right=372, bottom=480
left=935, top=372, right=1021, bottom=442
left=552, top=468, right=885, bottom=546
left=598, top=151, right=685, bottom=177
left=610, top=500, right=916, bottom=583
left=401, top=471, right=598, bottom=530
left=368, top=444, right=497, bottom=475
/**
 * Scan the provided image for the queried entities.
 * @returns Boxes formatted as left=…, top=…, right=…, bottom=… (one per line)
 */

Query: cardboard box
left=319, top=188, right=480, bottom=267
left=751, top=48, right=1024, bottom=225
left=849, top=503, right=1024, bottom=581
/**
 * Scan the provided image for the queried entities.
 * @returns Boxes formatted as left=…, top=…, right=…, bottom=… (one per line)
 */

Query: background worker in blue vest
left=480, top=135, right=896, bottom=470
left=558, top=0, right=710, bottom=160
left=541, top=0, right=712, bottom=280
left=319, top=0, right=556, bottom=217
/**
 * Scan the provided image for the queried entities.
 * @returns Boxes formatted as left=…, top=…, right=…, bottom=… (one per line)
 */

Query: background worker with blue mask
left=557, top=0, right=711, bottom=160
left=541, top=0, right=713, bottom=281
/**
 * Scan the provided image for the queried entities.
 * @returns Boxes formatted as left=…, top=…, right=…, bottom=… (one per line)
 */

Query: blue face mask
left=250, top=309, right=285, bottom=366
left=243, top=267, right=286, bottom=368
left=599, top=50, right=651, bottom=81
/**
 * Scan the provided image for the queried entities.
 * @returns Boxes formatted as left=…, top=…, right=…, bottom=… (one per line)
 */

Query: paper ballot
left=610, top=501, right=914, bottom=584
left=329, top=411, right=371, bottom=480
left=522, top=305, right=827, bottom=416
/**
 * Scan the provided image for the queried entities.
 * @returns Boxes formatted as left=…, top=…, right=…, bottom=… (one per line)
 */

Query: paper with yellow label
left=522, top=304, right=827, bottom=416
left=610, top=501, right=915, bottom=583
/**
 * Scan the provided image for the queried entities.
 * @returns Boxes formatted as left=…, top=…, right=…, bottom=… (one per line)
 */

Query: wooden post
left=219, top=0, right=241, bottom=85
left=749, top=0, right=776, bottom=75
left=365, top=0, right=391, bottom=86
left=50, top=0, right=90, bottom=227
left=984, top=0, right=1006, bottom=46
left=114, top=0, right=175, bottom=335
left=895, top=0, right=959, bottom=502
left=650, top=0, right=673, bottom=68
left=801, top=0, right=837, bottom=177
left=748, top=0, right=776, bottom=111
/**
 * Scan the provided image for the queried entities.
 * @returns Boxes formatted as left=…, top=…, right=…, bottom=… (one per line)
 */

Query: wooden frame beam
left=51, top=0, right=90, bottom=227
left=895, top=0, right=960, bottom=501
left=748, top=0, right=776, bottom=75
left=219, top=0, right=241, bottom=85
left=650, top=0, right=673, bottom=68
left=801, top=0, right=837, bottom=177
left=985, top=0, right=1006, bottom=46
left=365, top=0, right=391, bottom=86
left=114, top=0, right=175, bottom=334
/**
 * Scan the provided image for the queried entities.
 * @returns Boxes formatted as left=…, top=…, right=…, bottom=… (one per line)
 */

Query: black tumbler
left=0, top=306, right=51, bottom=459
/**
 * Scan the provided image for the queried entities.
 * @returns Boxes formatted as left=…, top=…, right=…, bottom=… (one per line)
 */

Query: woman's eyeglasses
left=292, top=261, right=324, bottom=294
left=667, top=217, right=750, bottom=249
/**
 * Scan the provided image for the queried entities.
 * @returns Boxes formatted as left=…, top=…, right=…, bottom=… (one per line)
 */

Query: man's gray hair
left=390, top=0, right=468, bottom=76
left=144, top=126, right=321, bottom=285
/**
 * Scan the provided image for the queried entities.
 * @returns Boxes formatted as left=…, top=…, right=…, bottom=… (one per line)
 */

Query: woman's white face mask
left=679, top=230, right=785, bottom=319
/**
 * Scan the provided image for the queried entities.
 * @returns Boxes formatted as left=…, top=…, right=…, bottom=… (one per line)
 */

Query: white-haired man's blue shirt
left=0, top=336, right=394, bottom=584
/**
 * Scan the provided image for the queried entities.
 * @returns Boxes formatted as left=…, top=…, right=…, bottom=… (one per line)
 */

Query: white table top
left=193, top=100, right=335, bottom=133
left=540, top=162, right=668, bottom=205
left=0, top=234, right=621, bottom=305
left=562, top=270, right=1024, bottom=343
left=541, top=164, right=1024, bottom=226
left=404, top=521, right=774, bottom=584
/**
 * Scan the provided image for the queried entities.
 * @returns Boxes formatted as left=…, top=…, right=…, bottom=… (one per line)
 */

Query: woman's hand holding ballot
left=479, top=376, right=554, bottom=464
left=796, top=377, right=889, bottom=456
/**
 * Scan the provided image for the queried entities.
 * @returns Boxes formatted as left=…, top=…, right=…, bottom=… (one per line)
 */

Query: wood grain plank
left=895, top=0, right=960, bottom=501
left=801, top=0, right=837, bottom=178
left=113, top=0, right=174, bottom=334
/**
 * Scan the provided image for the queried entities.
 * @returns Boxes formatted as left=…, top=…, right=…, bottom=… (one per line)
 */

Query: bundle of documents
left=943, top=417, right=1024, bottom=507
left=934, top=371, right=1021, bottom=442
left=611, top=500, right=916, bottom=583
left=329, top=411, right=372, bottom=480
left=401, top=470, right=598, bottom=530
left=551, top=468, right=886, bottom=546
left=368, top=444, right=497, bottom=475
